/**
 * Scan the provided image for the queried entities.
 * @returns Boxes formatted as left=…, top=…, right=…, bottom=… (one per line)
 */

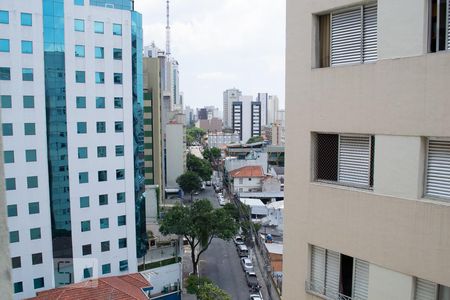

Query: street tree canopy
left=159, top=199, right=239, bottom=275
left=197, top=282, right=232, bottom=300
left=186, top=127, right=206, bottom=145
left=187, top=153, right=212, bottom=181
left=246, top=136, right=264, bottom=144
left=176, top=171, right=202, bottom=201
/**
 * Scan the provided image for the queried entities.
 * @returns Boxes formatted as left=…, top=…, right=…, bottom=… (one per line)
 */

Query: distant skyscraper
left=267, top=95, right=280, bottom=125
left=223, top=88, right=242, bottom=128
left=0, top=1, right=142, bottom=298
left=232, top=96, right=261, bottom=143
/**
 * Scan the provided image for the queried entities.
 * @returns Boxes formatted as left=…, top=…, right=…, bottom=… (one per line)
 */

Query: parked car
left=241, top=257, right=254, bottom=273
left=234, top=235, right=244, bottom=245
left=219, top=197, right=226, bottom=206
left=250, top=292, right=263, bottom=300
left=206, top=181, right=211, bottom=186
left=237, top=244, right=249, bottom=257
left=245, top=271, right=259, bottom=288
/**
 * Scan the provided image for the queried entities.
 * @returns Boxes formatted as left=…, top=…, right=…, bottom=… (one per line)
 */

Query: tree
left=246, top=136, right=264, bottom=144
left=176, top=171, right=202, bottom=201
left=159, top=199, right=239, bottom=275
left=186, top=127, right=206, bottom=145
left=197, top=283, right=231, bottom=300
left=187, top=153, right=212, bottom=181
left=203, top=147, right=221, bottom=169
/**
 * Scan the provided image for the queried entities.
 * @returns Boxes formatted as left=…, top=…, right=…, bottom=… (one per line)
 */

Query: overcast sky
left=134, top=0, right=286, bottom=110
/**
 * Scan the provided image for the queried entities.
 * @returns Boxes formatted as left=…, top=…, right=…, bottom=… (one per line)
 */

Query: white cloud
left=134, top=0, right=285, bottom=109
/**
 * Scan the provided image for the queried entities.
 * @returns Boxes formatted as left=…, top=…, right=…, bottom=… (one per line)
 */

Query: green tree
left=186, top=127, right=206, bottom=145
left=246, top=136, right=264, bottom=144
left=187, top=153, right=213, bottom=181
left=159, top=199, right=239, bottom=275
left=176, top=171, right=202, bottom=201
left=203, top=147, right=221, bottom=170
left=197, top=282, right=232, bottom=300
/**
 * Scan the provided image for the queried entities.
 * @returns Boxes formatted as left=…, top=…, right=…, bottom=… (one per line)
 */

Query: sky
left=134, top=0, right=286, bottom=111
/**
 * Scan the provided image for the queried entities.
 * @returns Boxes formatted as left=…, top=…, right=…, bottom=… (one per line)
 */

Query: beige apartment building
left=285, top=1, right=450, bottom=300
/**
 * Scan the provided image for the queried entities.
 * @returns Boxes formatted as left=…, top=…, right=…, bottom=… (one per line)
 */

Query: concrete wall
left=140, top=263, right=182, bottom=295
left=285, top=0, right=450, bottom=299
left=367, top=264, right=414, bottom=300
left=166, top=124, right=186, bottom=188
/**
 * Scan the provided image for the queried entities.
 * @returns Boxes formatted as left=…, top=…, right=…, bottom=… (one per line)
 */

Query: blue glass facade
left=90, top=0, right=132, bottom=10
left=131, top=11, right=147, bottom=258
left=42, top=0, right=73, bottom=281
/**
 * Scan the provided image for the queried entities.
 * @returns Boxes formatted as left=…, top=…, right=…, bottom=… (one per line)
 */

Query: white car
left=219, top=196, right=226, bottom=206
left=250, top=292, right=263, bottom=300
left=234, top=235, right=244, bottom=245
left=241, top=257, right=254, bottom=273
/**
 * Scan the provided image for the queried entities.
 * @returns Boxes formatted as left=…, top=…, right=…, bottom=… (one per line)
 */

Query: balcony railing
left=305, top=281, right=359, bottom=300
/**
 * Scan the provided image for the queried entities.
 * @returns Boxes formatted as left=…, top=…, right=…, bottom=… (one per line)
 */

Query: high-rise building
left=267, top=95, right=279, bottom=125
left=232, top=96, right=261, bottom=143
left=223, top=88, right=242, bottom=128
left=285, top=1, right=450, bottom=300
left=256, top=93, right=269, bottom=126
left=0, top=1, right=143, bottom=298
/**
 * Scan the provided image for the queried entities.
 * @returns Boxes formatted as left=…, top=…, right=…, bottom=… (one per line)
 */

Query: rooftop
left=29, top=274, right=151, bottom=300
left=229, top=166, right=264, bottom=178
left=240, top=198, right=266, bottom=207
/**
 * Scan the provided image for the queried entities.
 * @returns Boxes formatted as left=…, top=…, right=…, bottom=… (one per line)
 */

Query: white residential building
left=207, top=132, right=240, bottom=148
left=165, top=122, right=186, bottom=189
left=229, top=166, right=265, bottom=193
left=0, top=1, right=142, bottom=298
left=232, top=95, right=262, bottom=143
left=223, top=88, right=242, bottom=128
left=267, top=95, right=279, bottom=125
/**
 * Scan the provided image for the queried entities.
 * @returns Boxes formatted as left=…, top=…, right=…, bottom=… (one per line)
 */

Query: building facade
left=207, top=132, right=240, bottom=148
left=223, top=88, right=242, bottom=128
left=285, top=1, right=450, bottom=300
left=0, top=1, right=142, bottom=298
left=232, top=96, right=262, bottom=143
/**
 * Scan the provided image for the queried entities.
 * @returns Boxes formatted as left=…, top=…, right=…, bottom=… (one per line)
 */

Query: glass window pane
left=0, top=10, right=9, bottom=24
left=113, top=23, right=122, bottom=35
left=77, top=122, right=87, bottom=134
left=98, top=171, right=107, bottom=182
left=23, top=96, right=35, bottom=108
left=2, top=123, right=13, bottom=136
left=74, top=19, right=84, bottom=32
left=75, top=45, right=85, bottom=57
left=113, top=48, right=122, bottom=60
left=114, top=73, right=123, bottom=84
left=100, top=217, right=109, bottom=229
left=118, top=238, right=127, bottom=249
left=30, top=228, right=41, bottom=240
left=97, top=146, right=106, bottom=157
left=27, top=176, right=38, bottom=188
left=94, top=21, right=104, bottom=33
left=13, top=282, right=23, bottom=294
left=26, top=149, right=37, bottom=162
left=114, top=97, right=123, bottom=109
left=74, top=0, right=84, bottom=6
left=21, top=13, right=32, bottom=26
left=75, top=71, right=85, bottom=83
left=96, top=121, right=106, bottom=133
left=81, top=220, right=91, bottom=232
left=76, top=96, right=86, bottom=108
left=99, top=194, right=108, bottom=205
left=11, top=257, right=21, bottom=269
left=95, top=47, right=104, bottom=59
left=117, top=192, right=125, bottom=203
left=6, top=178, right=16, bottom=190
left=83, top=267, right=92, bottom=278
left=79, top=172, right=88, bottom=184
left=22, top=68, right=34, bottom=81
left=4, top=151, right=14, bottom=163
left=28, top=202, right=40, bottom=214
left=102, top=263, right=111, bottom=274
left=0, top=39, right=10, bottom=52
left=116, top=169, right=125, bottom=180
left=119, top=260, right=128, bottom=271
left=115, top=145, right=124, bottom=156
left=117, top=215, right=126, bottom=226
left=115, top=121, right=123, bottom=133
left=21, top=40, right=32, bottom=54
left=0, top=67, right=11, bottom=80
left=9, top=231, right=19, bottom=243
left=32, top=253, right=43, bottom=265
left=95, top=72, right=104, bottom=84
left=7, top=204, right=17, bottom=217
left=33, top=277, right=44, bottom=289
left=24, top=123, right=36, bottom=135
left=78, top=147, right=88, bottom=159
left=82, top=244, right=91, bottom=255
left=80, top=196, right=89, bottom=208
left=1, top=95, right=12, bottom=108
left=96, top=97, right=105, bottom=108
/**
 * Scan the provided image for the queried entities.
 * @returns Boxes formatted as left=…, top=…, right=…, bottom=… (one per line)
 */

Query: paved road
left=195, top=185, right=251, bottom=300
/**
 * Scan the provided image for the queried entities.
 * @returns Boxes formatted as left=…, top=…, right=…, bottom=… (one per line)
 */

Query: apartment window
left=117, top=192, right=125, bottom=203
left=119, top=260, right=128, bottom=271
left=7, top=204, right=17, bottom=217
left=76, top=96, right=86, bottom=108
left=317, top=3, right=377, bottom=67
left=426, top=139, right=450, bottom=200
left=115, top=121, right=123, bottom=133
left=101, top=241, right=110, bottom=252
left=95, top=46, right=104, bottom=59
left=314, top=134, right=374, bottom=188
left=82, top=244, right=92, bottom=255
left=28, top=202, right=40, bottom=214
left=1, top=95, right=12, bottom=108
left=22, top=68, right=34, bottom=81
left=83, top=267, right=93, bottom=279
left=239, top=178, right=243, bottom=184
left=308, top=245, right=369, bottom=299
left=94, top=21, right=104, bottom=33
left=4, top=151, right=14, bottom=163
left=14, top=282, right=23, bottom=294
left=6, top=178, right=16, bottom=190
left=24, top=123, right=36, bottom=135
left=116, top=169, right=125, bottom=180
left=429, top=0, right=450, bottom=52
left=9, top=231, right=19, bottom=243
left=95, top=72, right=105, bottom=84
left=102, top=263, right=111, bottom=274
left=11, top=257, right=21, bottom=269
left=0, top=67, right=11, bottom=80
left=81, top=220, right=91, bottom=232
left=113, top=23, right=122, bottom=35
left=99, top=194, right=108, bottom=205
left=100, top=217, right=109, bottom=229
left=79, top=172, right=89, bottom=184
left=32, top=253, right=43, bottom=265
left=74, top=0, right=84, bottom=6
left=96, top=97, right=105, bottom=108
left=77, top=122, right=87, bottom=134
left=117, top=215, right=126, bottom=226
left=0, top=10, right=9, bottom=24
left=78, top=147, right=88, bottom=159
left=74, top=19, right=85, bottom=32
left=0, top=39, right=9, bottom=52
left=21, top=40, right=32, bottom=54
left=34, top=277, right=44, bottom=289
left=97, top=146, right=107, bottom=157
left=76, top=71, right=85, bottom=83
left=80, top=196, right=89, bottom=208
left=98, top=171, right=107, bottom=182
left=115, top=145, right=124, bottom=156
left=114, top=97, right=123, bottom=108
left=113, top=49, right=123, bottom=61
left=96, top=121, right=106, bottom=133
left=21, top=13, right=32, bottom=26
left=75, top=45, right=85, bottom=57
left=114, top=73, right=123, bottom=84
left=118, top=238, right=127, bottom=249
left=415, top=278, right=450, bottom=300
left=26, top=149, right=37, bottom=162
left=23, top=96, right=35, bottom=108
left=27, top=176, right=38, bottom=188
left=30, top=227, right=41, bottom=240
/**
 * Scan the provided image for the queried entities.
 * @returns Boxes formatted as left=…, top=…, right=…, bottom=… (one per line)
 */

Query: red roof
left=229, top=166, right=264, bottom=178
left=28, top=273, right=151, bottom=300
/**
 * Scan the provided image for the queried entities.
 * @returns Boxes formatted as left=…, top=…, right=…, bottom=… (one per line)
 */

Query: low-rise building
left=240, top=198, right=268, bottom=221
left=207, top=132, right=240, bottom=148
left=229, top=166, right=265, bottom=193
left=267, top=201, right=284, bottom=231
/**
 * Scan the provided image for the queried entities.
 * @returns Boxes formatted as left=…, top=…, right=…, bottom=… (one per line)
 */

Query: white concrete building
left=229, top=166, right=265, bottom=193
left=267, top=95, right=279, bottom=125
left=285, top=1, right=450, bottom=300
left=0, top=1, right=142, bottom=298
left=240, top=198, right=268, bottom=220
left=232, top=95, right=262, bottom=143
left=266, top=201, right=284, bottom=231
left=207, top=132, right=240, bottom=148
left=165, top=123, right=186, bottom=189
left=223, top=88, right=242, bottom=128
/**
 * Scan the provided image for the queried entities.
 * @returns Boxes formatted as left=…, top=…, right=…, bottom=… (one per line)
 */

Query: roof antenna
left=166, top=0, right=171, bottom=56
